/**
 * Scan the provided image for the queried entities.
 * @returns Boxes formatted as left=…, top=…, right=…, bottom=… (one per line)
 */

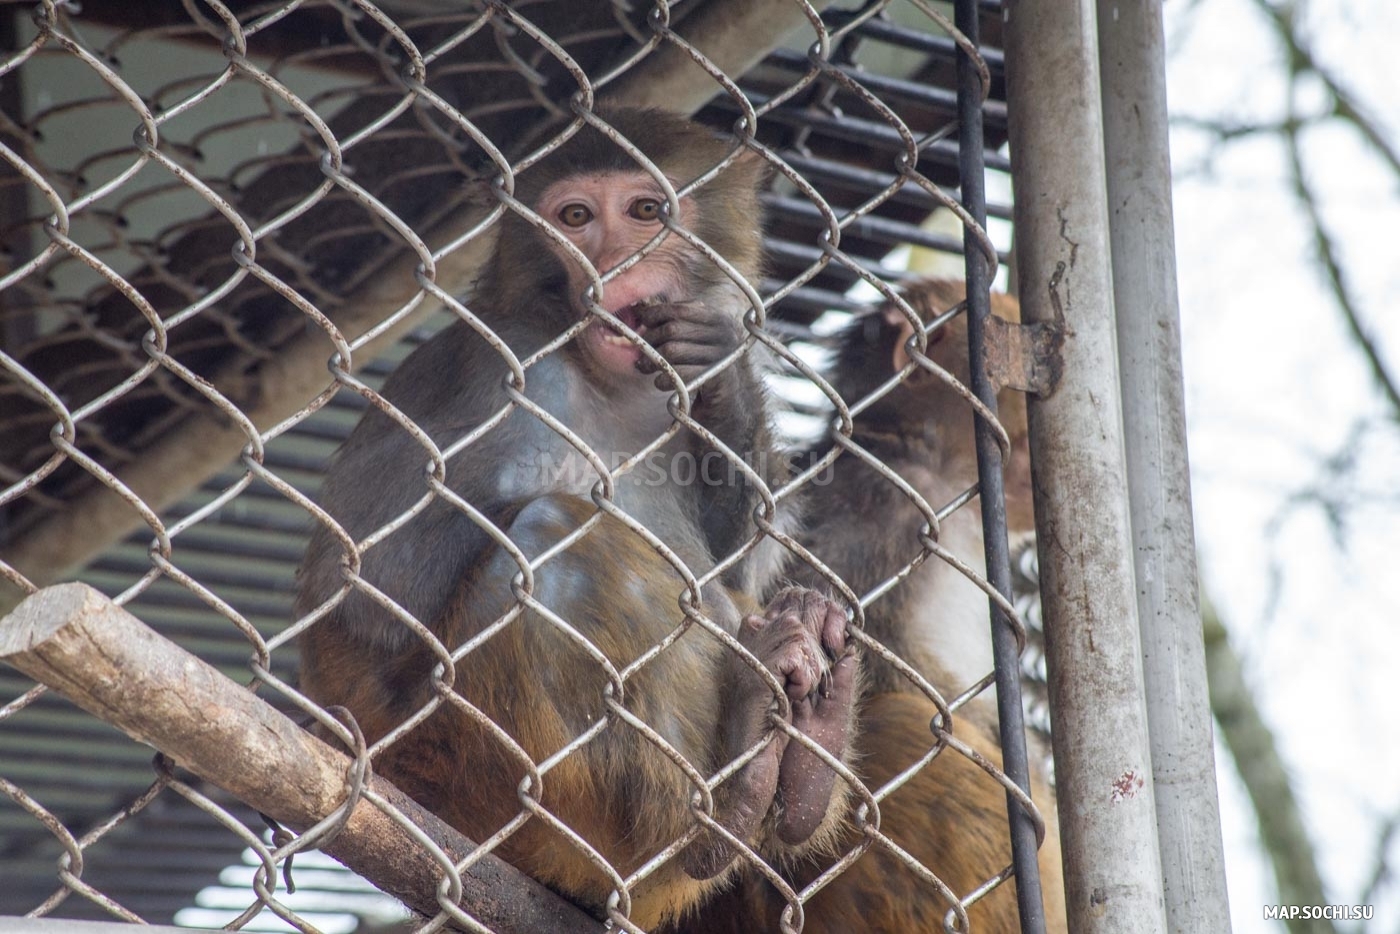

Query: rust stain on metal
left=982, top=313, right=1064, bottom=398
left=1110, top=768, right=1145, bottom=803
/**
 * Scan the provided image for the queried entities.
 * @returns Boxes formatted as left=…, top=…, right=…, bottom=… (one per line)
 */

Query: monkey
left=669, top=279, right=1064, bottom=933
left=294, top=108, right=861, bottom=928
left=794, top=278, right=1035, bottom=703
left=793, top=280, right=1062, bottom=930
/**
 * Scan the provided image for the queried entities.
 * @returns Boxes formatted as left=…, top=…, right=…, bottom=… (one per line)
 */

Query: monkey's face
left=535, top=170, right=698, bottom=378
left=834, top=303, right=977, bottom=455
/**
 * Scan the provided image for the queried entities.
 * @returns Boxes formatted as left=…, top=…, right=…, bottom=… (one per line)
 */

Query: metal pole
left=1001, top=1, right=1170, bottom=931
left=1097, top=2, right=1233, bottom=929
left=954, top=1, right=1048, bottom=931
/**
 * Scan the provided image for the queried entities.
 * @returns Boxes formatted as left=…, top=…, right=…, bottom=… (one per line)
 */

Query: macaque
left=295, top=109, right=859, bottom=928
left=795, top=278, right=1034, bottom=702
left=795, top=280, right=1062, bottom=932
left=673, top=280, right=1064, bottom=932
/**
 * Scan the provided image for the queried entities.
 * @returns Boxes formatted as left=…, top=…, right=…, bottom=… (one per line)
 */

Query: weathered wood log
left=0, top=582, right=601, bottom=934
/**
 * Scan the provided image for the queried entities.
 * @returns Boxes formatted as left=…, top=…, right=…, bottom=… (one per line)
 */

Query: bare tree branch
left=1249, top=0, right=1400, bottom=177
left=1245, top=0, right=1400, bottom=420
left=1178, top=4, right=1400, bottom=926
left=1202, top=593, right=1338, bottom=934
left=1281, top=112, right=1400, bottom=421
left=0, top=583, right=602, bottom=934
left=1360, top=811, right=1400, bottom=909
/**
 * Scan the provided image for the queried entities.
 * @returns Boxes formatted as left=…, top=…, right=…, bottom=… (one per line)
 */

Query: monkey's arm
left=635, top=295, right=786, bottom=575
left=297, top=322, right=590, bottom=672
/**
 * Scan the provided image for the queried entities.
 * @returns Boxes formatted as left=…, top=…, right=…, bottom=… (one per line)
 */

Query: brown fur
left=304, top=497, right=733, bottom=921
left=680, top=692, right=1065, bottom=933
left=794, top=279, right=1032, bottom=698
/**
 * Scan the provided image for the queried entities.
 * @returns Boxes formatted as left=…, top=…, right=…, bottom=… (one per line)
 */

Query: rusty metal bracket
left=982, top=313, right=1064, bottom=397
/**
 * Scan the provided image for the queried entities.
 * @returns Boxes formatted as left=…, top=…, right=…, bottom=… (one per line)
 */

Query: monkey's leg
left=682, top=587, right=858, bottom=881
left=421, top=494, right=853, bottom=925
left=799, top=692, right=1066, bottom=934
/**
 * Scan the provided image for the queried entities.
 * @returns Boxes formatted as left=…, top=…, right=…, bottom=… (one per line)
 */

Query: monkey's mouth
left=599, top=302, right=651, bottom=345
left=584, top=296, right=662, bottom=372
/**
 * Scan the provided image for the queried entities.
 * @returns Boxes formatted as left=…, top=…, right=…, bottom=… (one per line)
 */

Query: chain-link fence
left=0, top=2, right=1074, bottom=932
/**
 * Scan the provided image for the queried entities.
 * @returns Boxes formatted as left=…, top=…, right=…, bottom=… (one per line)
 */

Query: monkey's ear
left=880, top=301, right=919, bottom=373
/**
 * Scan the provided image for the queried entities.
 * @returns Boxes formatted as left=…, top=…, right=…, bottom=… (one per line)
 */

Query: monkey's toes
left=793, top=649, right=858, bottom=739
left=764, top=589, right=849, bottom=656
left=817, top=595, right=848, bottom=659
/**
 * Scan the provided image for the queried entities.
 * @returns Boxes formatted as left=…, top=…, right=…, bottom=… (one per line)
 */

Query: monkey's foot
left=680, top=588, right=853, bottom=880
left=758, top=588, right=858, bottom=845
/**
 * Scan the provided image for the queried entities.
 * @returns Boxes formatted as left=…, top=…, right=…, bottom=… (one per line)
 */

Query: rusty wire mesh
left=0, top=1, right=1048, bottom=931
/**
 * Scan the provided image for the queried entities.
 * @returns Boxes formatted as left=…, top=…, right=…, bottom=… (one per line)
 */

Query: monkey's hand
left=633, top=294, right=745, bottom=392
left=680, top=588, right=856, bottom=880
left=630, top=290, right=775, bottom=571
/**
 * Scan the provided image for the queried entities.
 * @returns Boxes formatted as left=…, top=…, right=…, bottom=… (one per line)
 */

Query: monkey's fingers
left=638, top=302, right=741, bottom=347
left=636, top=333, right=735, bottom=376
left=633, top=297, right=707, bottom=328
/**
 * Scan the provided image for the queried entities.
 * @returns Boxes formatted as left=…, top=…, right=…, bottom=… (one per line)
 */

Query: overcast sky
left=1166, top=0, right=1400, bottom=929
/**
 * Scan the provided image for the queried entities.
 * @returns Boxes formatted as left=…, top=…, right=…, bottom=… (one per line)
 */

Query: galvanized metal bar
left=954, top=2, right=1048, bottom=931
left=1001, top=1, right=1170, bottom=931
left=1097, top=1, right=1233, bottom=929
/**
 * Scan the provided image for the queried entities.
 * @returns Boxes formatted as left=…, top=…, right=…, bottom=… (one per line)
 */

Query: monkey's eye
left=558, top=203, right=593, bottom=228
left=629, top=198, right=662, bottom=222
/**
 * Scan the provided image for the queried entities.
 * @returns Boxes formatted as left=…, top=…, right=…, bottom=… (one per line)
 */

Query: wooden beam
left=0, top=582, right=602, bottom=934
